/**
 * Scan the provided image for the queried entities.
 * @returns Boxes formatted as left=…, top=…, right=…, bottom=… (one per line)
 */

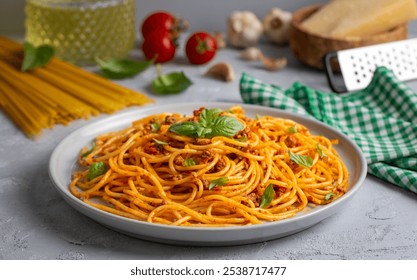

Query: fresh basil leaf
left=184, top=158, right=196, bottom=167
left=152, top=71, right=192, bottom=94
left=169, top=111, right=243, bottom=139
left=169, top=121, right=201, bottom=138
left=151, top=121, right=161, bottom=132
left=324, top=192, right=334, bottom=201
left=289, top=151, right=313, bottom=168
left=87, top=162, right=108, bottom=181
left=208, top=177, right=229, bottom=190
left=287, top=126, right=297, bottom=134
left=199, top=108, right=222, bottom=127
left=153, top=138, right=168, bottom=145
left=255, top=114, right=261, bottom=120
left=208, top=115, right=244, bottom=138
left=196, top=126, right=212, bottom=138
left=97, top=58, right=152, bottom=79
left=316, top=143, right=325, bottom=158
left=81, top=143, right=95, bottom=158
left=21, top=42, right=54, bottom=71
left=260, top=184, right=274, bottom=208
left=236, top=136, right=247, bottom=142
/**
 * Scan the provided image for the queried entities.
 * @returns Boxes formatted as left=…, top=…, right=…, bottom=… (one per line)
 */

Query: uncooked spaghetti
left=0, top=36, right=152, bottom=137
left=70, top=106, right=349, bottom=226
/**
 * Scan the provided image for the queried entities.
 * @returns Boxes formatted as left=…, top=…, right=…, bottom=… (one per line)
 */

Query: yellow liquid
left=25, top=0, right=135, bottom=65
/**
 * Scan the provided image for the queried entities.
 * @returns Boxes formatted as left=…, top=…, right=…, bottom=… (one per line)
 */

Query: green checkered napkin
left=240, top=67, right=417, bottom=194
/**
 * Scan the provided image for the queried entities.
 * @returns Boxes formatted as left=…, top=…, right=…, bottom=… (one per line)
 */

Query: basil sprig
left=260, top=184, right=274, bottom=208
left=169, top=108, right=244, bottom=139
left=96, top=58, right=153, bottom=79
left=87, top=162, right=108, bottom=181
left=289, top=151, right=313, bottom=168
left=208, top=177, right=229, bottom=190
left=152, top=71, right=192, bottom=94
left=21, top=42, right=54, bottom=72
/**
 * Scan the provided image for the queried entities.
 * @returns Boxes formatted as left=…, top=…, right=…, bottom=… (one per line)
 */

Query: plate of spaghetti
left=49, top=102, right=367, bottom=245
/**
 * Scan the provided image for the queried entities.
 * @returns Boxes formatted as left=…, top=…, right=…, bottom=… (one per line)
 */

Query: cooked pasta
left=0, top=36, right=153, bottom=137
left=70, top=106, right=349, bottom=226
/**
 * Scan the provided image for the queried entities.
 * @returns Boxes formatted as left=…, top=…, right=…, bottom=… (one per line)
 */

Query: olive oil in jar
left=25, top=0, right=135, bottom=65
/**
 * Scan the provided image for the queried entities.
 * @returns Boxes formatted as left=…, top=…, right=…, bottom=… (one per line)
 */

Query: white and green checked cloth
left=240, top=67, right=417, bottom=194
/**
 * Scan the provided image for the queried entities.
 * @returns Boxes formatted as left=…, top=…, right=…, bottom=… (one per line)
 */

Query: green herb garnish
left=287, top=126, right=297, bottom=134
left=87, top=162, right=108, bottom=181
left=152, top=71, right=192, bottom=94
left=199, top=108, right=222, bottom=127
left=21, top=42, right=54, bottom=72
left=169, top=108, right=244, bottom=139
left=184, top=158, right=196, bottom=167
left=151, top=121, right=161, bottom=132
left=97, top=58, right=153, bottom=79
left=324, top=192, right=334, bottom=201
left=260, top=184, right=274, bottom=208
left=289, top=151, right=313, bottom=168
left=153, top=138, right=168, bottom=146
left=208, top=177, right=229, bottom=190
left=316, top=143, right=325, bottom=158
left=81, top=143, right=95, bottom=158
left=169, top=121, right=201, bottom=138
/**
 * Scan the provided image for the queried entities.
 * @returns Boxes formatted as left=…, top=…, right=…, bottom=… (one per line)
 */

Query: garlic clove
left=240, top=47, right=262, bottom=61
left=204, top=62, right=235, bottom=82
left=261, top=55, right=287, bottom=71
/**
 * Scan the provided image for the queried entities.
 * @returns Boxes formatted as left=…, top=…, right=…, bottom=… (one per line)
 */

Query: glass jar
left=25, top=0, right=136, bottom=65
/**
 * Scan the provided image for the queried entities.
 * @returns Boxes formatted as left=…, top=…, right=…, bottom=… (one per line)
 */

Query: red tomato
left=141, top=11, right=175, bottom=38
left=142, top=30, right=176, bottom=63
left=185, top=32, right=217, bottom=65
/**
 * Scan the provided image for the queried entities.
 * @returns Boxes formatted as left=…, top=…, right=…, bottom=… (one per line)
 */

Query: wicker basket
left=289, top=5, right=408, bottom=70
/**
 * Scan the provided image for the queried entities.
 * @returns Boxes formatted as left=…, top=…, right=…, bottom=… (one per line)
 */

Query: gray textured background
left=1, top=0, right=417, bottom=260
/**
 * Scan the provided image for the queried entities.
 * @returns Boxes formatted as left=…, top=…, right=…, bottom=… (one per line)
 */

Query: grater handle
left=323, top=52, right=347, bottom=93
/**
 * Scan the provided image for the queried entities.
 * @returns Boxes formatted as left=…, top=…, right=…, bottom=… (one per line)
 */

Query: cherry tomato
left=141, top=11, right=175, bottom=38
left=142, top=30, right=176, bottom=63
left=185, top=32, right=217, bottom=65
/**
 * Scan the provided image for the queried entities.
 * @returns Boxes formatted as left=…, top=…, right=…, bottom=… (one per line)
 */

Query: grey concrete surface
left=1, top=36, right=417, bottom=259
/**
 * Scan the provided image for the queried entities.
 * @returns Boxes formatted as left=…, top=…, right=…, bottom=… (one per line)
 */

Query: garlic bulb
left=227, top=11, right=263, bottom=48
left=262, top=8, right=292, bottom=45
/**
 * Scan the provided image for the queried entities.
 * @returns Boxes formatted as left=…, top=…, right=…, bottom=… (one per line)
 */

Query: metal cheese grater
left=323, top=38, right=417, bottom=93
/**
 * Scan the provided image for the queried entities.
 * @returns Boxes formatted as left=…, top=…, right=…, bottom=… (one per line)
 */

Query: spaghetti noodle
left=70, top=106, right=349, bottom=226
left=0, top=36, right=152, bottom=137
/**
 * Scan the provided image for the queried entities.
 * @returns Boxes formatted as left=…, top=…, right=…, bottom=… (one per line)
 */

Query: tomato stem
left=196, top=36, right=213, bottom=54
left=156, top=63, right=162, bottom=77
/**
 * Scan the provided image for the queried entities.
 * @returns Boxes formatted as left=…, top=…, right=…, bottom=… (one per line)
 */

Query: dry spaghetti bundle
left=70, top=106, right=349, bottom=227
left=0, top=36, right=153, bottom=137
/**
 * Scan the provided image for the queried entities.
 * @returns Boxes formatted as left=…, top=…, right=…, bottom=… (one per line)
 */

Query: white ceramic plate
left=49, top=102, right=367, bottom=246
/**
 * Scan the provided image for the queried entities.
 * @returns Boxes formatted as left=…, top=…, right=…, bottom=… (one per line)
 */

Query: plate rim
left=49, top=102, right=367, bottom=241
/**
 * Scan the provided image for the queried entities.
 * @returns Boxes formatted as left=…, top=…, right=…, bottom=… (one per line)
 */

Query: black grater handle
left=323, top=52, right=348, bottom=93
